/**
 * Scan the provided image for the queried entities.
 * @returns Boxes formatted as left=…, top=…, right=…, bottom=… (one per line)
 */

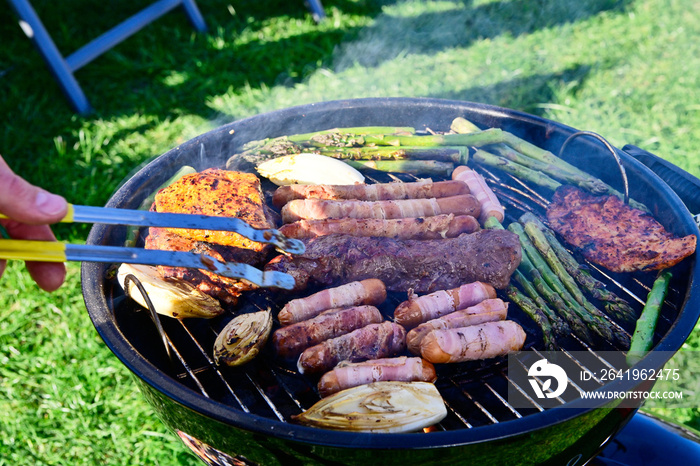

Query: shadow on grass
left=332, top=0, right=632, bottom=70
left=1, top=0, right=620, bottom=230
left=432, top=64, right=592, bottom=117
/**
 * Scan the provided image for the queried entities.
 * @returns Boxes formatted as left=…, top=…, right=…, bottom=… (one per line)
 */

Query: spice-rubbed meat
left=145, top=168, right=277, bottom=304
left=145, top=227, right=262, bottom=305
left=547, top=185, right=697, bottom=273
left=264, top=229, right=521, bottom=292
left=153, top=168, right=275, bottom=253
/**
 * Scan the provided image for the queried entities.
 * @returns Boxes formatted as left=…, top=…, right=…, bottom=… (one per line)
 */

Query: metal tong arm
left=69, top=204, right=305, bottom=254
left=0, top=204, right=305, bottom=255
left=0, top=239, right=296, bottom=290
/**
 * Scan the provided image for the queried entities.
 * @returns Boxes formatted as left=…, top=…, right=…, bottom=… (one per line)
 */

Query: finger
left=1, top=221, right=67, bottom=291
left=0, top=160, right=67, bottom=224
left=2, top=220, right=60, bottom=242
left=25, top=261, right=67, bottom=292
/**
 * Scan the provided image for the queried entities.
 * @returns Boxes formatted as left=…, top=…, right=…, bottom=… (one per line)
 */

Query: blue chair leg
left=305, top=0, right=326, bottom=23
left=7, top=0, right=92, bottom=114
left=65, top=0, right=195, bottom=71
left=7, top=0, right=208, bottom=115
left=181, top=0, right=208, bottom=32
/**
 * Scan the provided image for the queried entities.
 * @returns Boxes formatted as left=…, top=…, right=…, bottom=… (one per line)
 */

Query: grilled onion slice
left=117, top=263, right=224, bottom=319
left=213, top=310, right=273, bottom=366
left=293, top=381, right=447, bottom=433
left=256, top=153, right=365, bottom=186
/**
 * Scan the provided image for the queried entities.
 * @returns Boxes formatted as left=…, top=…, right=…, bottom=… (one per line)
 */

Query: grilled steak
left=547, top=185, right=697, bottom=272
left=145, top=168, right=276, bottom=304
left=264, top=229, right=521, bottom=292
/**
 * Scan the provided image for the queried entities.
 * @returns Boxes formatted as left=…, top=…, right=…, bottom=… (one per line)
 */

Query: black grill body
left=81, top=98, right=700, bottom=465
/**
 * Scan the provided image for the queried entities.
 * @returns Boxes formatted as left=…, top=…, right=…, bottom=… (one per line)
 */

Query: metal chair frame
left=7, top=0, right=327, bottom=114
left=7, top=0, right=208, bottom=114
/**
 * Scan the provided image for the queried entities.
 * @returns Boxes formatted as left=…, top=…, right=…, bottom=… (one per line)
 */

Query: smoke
left=209, top=0, right=628, bottom=124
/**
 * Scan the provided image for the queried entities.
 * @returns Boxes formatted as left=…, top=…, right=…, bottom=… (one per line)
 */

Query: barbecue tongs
left=0, top=204, right=305, bottom=290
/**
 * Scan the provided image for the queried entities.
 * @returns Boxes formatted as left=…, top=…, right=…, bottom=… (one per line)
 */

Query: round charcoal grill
left=81, top=98, right=700, bottom=465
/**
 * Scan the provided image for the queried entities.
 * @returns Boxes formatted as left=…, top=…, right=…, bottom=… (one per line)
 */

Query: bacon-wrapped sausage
left=272, top=305, right=383, bottom=359
left=278, top=279, right=386, bottom=326
left=394, top=281, right=497, bottom=329
left=420, top=321, right=526, bottom=364
left=317, top=356, right=437, bottom=397
left=272, top=180, right=470, bottom=208
left=280, top=194, right=481, bottom=223
left=406, top=298, right=508, bottom=354
left=452, top=166, right=504, bottom=224
left=297, top=322, right=406, bottom=374
left=278, top=214, right=480, bottom=240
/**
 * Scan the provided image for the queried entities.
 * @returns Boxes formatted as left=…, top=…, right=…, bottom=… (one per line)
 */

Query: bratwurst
left=278, top=214, right=480, bottom=240
left=272, top=179, right=470, bottom=208
left=272, top=305, right=383, bottom=359
left=265, top=229, right=522, bottom=293
left=297, top=322, right=406, bottom=374
left=317, top=357, right=437, bottom=397
left=280, top=195, right=480, bottom=223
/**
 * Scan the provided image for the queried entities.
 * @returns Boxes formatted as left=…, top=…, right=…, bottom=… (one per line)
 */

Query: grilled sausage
left=280, top=194, right=481, bottom=223
left=406, top=298, right=508, bottom=354
left=317, top=356, right=437, bottom=397
left=272, top=305, right=383, bottom=359
left=278, top=279, right=386, bottom=326
left=278, top=214, right=480, bottom=240
left=297, top=322, right=406, bottom=374
left=394, top=281, right=497, bottom=329
left=452, top=166, right=504, bottom=224
left=420, top=321, right=526, bottom=364
left=272, top=180, right=470, bottom=208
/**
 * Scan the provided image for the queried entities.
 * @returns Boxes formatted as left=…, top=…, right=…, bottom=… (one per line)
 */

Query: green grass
left=2, top=0, right=700, bottom=463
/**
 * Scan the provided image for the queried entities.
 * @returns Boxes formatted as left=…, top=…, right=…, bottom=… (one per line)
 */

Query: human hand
left=0, top=155, right=68, bottom=291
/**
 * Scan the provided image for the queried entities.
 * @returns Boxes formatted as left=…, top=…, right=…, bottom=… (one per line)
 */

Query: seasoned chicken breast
left=153, top=168, right=274, bottom=252
left=546, top=185, right=696, bottom=273
left=145, top=168, right=276, bottom=304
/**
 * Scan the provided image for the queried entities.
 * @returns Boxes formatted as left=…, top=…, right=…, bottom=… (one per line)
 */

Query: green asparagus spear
left=519, top=212, right=637, bottom=322
left=515, top=238, right=595, bottom=343
left=287, top=126, right=415, bottom=143
left=450, top=117, right=481, bottom=134
left=484, top=217, right=584, bottom=343
left=317, top=146, right=466, bottom=163
left=492, top=145, right=608, bottom=194
left=472, top=149, right=562, bottom=191
left=627, top=271, right=672, bottom=366
left=506, top=285, right=559, bottom=350
left=509, top=222, right=628, bottom=346
left=520, top=215, right=631, bottom=347
left=511, top=269, right=572, bottom=338
left=450, top=118, right=647, bottom=210
left=344, top=159, right=454, bottom=177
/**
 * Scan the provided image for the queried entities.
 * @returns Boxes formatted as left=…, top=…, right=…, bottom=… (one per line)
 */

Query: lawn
left=1, top=0, right=699, bottom=464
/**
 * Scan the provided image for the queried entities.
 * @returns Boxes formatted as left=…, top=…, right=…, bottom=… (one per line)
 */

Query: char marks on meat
left=153, top=168, right=275, bottom=253
left=547, top=185, right=697, bottom=273
left=145, top=168, right=277, bottom=304
left=145, top=228, right=261, bottom=304
left=264, top=229, right=521, bottom=292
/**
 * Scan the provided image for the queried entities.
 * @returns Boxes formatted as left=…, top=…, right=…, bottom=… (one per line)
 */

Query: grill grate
left=112, top=160, right=683, bottom=432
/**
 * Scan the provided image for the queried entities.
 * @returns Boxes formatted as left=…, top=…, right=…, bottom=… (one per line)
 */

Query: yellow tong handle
left=0, top=239, right=68, bottom=262
left=0, top=205, right=73, bottom=261
left=0, top=204, right=75, bottom=222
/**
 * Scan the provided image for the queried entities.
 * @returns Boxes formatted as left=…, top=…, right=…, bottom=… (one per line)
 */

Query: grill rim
left=81, top=97, right=700, bottom=450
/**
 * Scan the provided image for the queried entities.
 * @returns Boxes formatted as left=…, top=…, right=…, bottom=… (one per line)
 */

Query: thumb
left=0, top=164, right=67, bottom=225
